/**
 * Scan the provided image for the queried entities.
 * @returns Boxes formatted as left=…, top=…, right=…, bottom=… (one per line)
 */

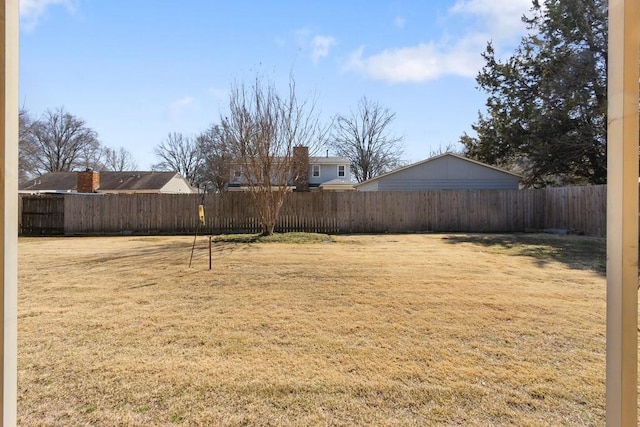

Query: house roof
left=310, top=156, right=350, bottom=164
left=318, top=178, right=355, bottom=190
left=319, top=178, right=354, bottom=187
left=20, top=171, right=186, bottom=192
left=353, top=153, right=522, bottom=187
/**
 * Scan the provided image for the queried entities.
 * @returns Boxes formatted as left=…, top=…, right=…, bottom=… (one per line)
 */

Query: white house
left=228, top=149, right=354, bottom=192
left=354, top=153, right=521, bottom=191
left=308, top=156, right=353, bottom=191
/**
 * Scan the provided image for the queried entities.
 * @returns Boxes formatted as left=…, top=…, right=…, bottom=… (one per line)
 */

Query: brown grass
left=18, top=233, right=608, bottom=426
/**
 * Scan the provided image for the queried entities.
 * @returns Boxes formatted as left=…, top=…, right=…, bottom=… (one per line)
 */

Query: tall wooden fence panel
left=20, top=185, right=609, bottom=237
left=20, top=194, right=65, bottom=235
left=542, top=185, right=606, bottom=237
left=64, top=194, right=203, bottom=235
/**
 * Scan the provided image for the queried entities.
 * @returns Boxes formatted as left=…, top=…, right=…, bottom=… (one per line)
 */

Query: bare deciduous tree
left=103, top=146, right=138, bottom=171
left=222, top=75, right=327, bottom=235
left=428, top=142, right=464, bottom=158
left=79, top=142, right=107, bottom=172
left=152, top=132, right=203, bottom=186
left=20, top=107, right=101, bottom=177
left=18, top=109, right=37, bottom=183
left=329, top=97, right=404, bottom=183
left=196, top=124, right=232, bottom=192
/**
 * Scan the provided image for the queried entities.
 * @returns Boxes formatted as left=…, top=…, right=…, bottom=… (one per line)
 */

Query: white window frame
left=337, top=165, right=346, bottom=177
left=312, top=165, right=320, bottom=177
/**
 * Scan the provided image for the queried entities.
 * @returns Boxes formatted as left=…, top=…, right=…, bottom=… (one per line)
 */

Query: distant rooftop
left=310, top=156, right=349, bottom=164
left=20, top=171, right=185, bottom=192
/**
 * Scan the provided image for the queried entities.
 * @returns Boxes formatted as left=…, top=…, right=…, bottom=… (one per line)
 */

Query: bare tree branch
left=18, top=109, right=37, bottom=183
left=20, top=107, right=101, bottom=177
left=196, top=124, right=232, bottom=192
left=152, top=132, right=203, bottom=186
left=103, top=147, right=139, bottom=171
left=428, top=143, right=464, bottom=158
left=329, top=97, right=404, bottom=183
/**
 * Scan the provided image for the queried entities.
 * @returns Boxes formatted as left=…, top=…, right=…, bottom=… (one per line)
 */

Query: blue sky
left=19, top=0, right=533, bottom=169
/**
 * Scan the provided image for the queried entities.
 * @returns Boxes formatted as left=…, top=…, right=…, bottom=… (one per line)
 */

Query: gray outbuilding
left=354, top=153, right=521, bottom=191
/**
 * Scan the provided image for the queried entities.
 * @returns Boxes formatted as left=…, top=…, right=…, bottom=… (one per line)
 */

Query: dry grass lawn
left=18, top=233, right=609, bottom=426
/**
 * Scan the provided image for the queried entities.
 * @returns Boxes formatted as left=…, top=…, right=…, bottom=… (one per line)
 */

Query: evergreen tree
left=461, top=0, right=607, bottom=187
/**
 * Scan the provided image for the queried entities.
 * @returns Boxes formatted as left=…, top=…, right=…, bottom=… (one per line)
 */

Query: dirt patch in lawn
left=18, top=233, right=608, bottom=426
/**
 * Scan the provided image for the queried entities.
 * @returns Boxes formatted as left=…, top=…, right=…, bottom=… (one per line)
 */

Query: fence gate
left=20, top=195, right=65, bottom=236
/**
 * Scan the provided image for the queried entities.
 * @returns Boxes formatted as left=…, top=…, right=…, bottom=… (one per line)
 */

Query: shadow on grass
left=91, top=232, right=334, bottom=266
left=442, top=233, right=606, bottom=276
left=213, top=232, right=334, bottom=244
left=89, top=237, right=253, bottom=266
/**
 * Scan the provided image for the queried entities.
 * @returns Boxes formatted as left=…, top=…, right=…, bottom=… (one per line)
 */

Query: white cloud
left=294, top=27, right=311, bottom=47
left=449, top=0, right=532, bottom=42
left=20, top=0, right=76, bottom=31
left=394, top=16, right=406, bottom=30
left=294, top=28, right=337, bottom=64
left=168, top=96, right=195, bottom=119
left=344, top=0, right=531, bottom=83
left=208, top=88, right=227, bottom=102
left=311, top=35, right=336, bottom=64
left=346, top=40, right=482, bottom=83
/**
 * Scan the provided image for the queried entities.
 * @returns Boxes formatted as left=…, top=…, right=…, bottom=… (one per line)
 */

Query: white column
left=0, top=1, right=18, bottom=425
left=606, top=0, right=639, bottom=425
left=0, top=0, right=18, bottom=424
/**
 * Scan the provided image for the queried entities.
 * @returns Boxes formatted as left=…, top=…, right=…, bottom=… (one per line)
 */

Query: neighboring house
left=308, top=156, right=353, bottom=192
left=355, top=153, right=521, bottom=191
left=228, top=149, right=354, bottom=192
left=19, top=170, right=196, bottom=194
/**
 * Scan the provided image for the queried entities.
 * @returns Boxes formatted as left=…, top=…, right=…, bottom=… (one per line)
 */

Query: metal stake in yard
left=189, top=188, right=207, bottom=268
left=209, top=235, right=212, bottom=270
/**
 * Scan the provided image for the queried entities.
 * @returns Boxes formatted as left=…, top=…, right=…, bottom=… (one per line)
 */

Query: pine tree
left=461, top=0, right=607, bottom=187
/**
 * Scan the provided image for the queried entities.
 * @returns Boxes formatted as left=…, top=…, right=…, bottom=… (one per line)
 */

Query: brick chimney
left=77, top=169, right=100, bottom=193
left=292, top=146, right=310, bottom=192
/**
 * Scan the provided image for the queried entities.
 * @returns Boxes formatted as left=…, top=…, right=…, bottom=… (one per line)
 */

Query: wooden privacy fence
left=19, top=185, right=607, bottom=237
left=20, top=194, right=65, bottom=235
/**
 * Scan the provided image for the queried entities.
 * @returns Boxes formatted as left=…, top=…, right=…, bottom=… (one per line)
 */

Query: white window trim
left=337, top=165, right=346, bottom=177
left=312, top=165, right=321, bottom=177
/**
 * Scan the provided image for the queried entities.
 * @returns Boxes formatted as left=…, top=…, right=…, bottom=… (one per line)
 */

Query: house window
left=312, top=165, right=320, bottom=177
left=234, top=167, right=242, bottom=179
left=338, top=165, right=346, bottom=177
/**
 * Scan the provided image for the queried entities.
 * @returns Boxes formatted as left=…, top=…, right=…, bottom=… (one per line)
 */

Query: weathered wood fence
left=19, top=185, right=607, bottom=237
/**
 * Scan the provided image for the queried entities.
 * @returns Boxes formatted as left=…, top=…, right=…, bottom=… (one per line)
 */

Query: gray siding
left=355, top=180, right=379, bottom=191
left=358, top=155, right=519, bottom=191
left=308, top=163, right=350, bottom=185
